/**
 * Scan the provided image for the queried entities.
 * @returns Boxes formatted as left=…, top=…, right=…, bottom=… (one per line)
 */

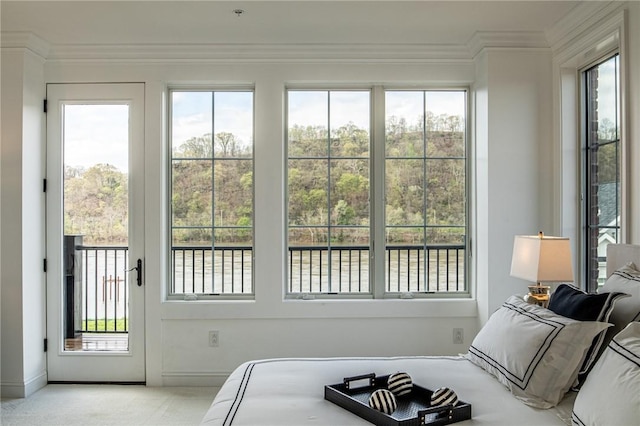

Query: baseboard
left=161, top=370, right=229, bottom=387
left=1, top=370, right=47, bottom=398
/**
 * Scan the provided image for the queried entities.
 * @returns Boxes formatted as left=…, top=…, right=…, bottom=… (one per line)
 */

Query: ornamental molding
left=467, top=31, right=549, bottom=59
left=546, top=1, right=626, bottom=58
left=2, top=31, right=551, bottom=64
left=43, top=42, right=472, bottom=63
left=0, top=32, right=50, bottom=58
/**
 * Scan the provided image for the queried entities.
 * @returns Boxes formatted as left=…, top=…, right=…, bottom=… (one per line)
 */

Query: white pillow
left=572, top=322, right=640, bottom=426
left=466, top=295, right=611, bottom=408
left=598, top=262, right=640, bottom=335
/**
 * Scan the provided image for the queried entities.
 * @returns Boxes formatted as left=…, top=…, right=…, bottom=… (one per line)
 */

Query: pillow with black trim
left=466, top=295, right=610, bottom=408
left=548, top=283, right=629, bottom=378
left=571, top=322, right=640, bottom=426
left=597, top=262, right=640, bottom=336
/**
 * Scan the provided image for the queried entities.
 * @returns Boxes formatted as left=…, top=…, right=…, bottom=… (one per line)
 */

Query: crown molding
left=0, top=32, right=50, bottom=58
left=2, top=30, right=559, bottom=64
left=467, top=31, right=550, bottom=58
left=546, top=1, right=626, bottom=57
left=45, top=42, right=474, bottom=63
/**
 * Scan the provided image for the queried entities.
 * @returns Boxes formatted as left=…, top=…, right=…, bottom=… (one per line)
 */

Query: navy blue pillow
left=549, top=284, right=620, bottom=321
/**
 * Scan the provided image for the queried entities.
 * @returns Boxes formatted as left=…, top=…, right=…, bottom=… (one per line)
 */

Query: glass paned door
left=46, top=84, right=145, bottom=382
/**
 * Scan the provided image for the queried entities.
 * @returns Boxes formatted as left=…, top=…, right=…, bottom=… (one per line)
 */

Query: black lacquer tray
left=325, top=373, right=472, bottom=426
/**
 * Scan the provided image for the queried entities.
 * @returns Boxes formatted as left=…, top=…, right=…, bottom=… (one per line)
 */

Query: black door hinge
left=44, top=338, right=48, bottom=352
left=43, top=179, right=47, bottom=193
left=43, top=99, right=47, bottom=113
left=43, top=258, right=47, bottom=272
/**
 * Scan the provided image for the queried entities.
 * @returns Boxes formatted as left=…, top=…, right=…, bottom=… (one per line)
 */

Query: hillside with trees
left=65, top=113, right=465, bottom=247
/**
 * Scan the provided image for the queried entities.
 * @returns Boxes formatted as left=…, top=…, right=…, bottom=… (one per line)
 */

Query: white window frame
left=285, top=85, right=470, bottom=299
left=555, top=9, right=628, bottom=291
left=286, top=88, right=373, bottom=298
left=581, top=52, right=622, bottom=292
left=167, top=87, right=255, bottom=300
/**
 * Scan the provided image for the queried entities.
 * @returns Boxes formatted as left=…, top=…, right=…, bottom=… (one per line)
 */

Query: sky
left=171, top=91, right=254, bottom=153
left=593, top=55, right=619, bottom=136
left=63, top=88, right=503, bottom=171
left=64, top=104, right=129, bottom=172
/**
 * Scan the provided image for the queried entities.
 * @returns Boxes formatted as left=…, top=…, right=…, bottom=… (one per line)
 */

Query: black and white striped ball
left=368, top=389, right=397, bottom=414
left=387, top=372, right=413, bottom=396
left=430, top=387, right=458, bottom=407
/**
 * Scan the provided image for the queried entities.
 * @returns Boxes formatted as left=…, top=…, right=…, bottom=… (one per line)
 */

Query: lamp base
left=524, top=285, right=550, bottom=308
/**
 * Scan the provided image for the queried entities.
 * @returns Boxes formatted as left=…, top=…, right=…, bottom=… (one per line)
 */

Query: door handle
left=126, top=259, right=143, bottom=287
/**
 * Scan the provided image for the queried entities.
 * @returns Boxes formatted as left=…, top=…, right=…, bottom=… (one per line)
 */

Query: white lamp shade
left=510, top=235, right=574, bottom=283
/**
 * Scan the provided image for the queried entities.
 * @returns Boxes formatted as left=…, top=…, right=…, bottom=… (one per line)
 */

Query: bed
left=202, top=244, right=640, bottom=425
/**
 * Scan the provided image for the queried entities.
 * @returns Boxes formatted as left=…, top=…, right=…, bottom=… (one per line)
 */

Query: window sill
left=160, top=297, right=478, bottom=320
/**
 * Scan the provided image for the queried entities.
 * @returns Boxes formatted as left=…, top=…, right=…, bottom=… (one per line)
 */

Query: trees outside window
left=287, top=90, right=371, bottom=294
left=385, top=91, right=467, bottom=293
left=170, top=90, right=254, bottom=295
left=287, top=88, right=468, bottom=297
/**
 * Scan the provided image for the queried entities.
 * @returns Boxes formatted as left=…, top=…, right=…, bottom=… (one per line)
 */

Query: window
left=583, top=54, right=621, bottom=291
left=385, top=91, right=467, bottom=293
left=286, top=88, right=468, bottom=297
left=287, top=90, right=371, bottom=294
left=170, top=90, right=254, bottom=296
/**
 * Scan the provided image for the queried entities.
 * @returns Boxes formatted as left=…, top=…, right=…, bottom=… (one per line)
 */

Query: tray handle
left=418, top=404, right=454, bottom=425
left=343, top=373, right=376, bottom=389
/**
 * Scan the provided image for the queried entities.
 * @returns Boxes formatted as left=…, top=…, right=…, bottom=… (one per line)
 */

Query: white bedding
left=202, top=356, right=575, bottom=425
left=202, top=244, right=640, bottom=426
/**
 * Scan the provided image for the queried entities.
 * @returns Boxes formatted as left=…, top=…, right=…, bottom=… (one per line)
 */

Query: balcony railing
left=289, top=244, right=466, bottom=294
left=386, top=244, right=466, bottom=293
left=170, top=244, right=465, bottom=294
left=69, top=241, right=467, bottom=333
left=70, top=243, right=466, bottom=332
left=75, top=245, right=129, bottom=333
left=171, top=245, right=253, bottom=294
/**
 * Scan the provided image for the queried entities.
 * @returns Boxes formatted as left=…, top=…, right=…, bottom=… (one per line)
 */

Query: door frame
left=45, top=83, right=146, bottom=382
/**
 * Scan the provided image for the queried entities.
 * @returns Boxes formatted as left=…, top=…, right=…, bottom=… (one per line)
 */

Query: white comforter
left=202, top=356, right=575, bottom=425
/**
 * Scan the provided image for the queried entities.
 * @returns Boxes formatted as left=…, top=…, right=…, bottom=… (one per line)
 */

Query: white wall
left=474, top=49, right=553, bottom=322
left=0, top=46, right=47, bottom=398
left=1, top=49, right=27, bottom=398
left=628, top=2, right=640, bottom=243
left=161, top=317, right=478, bottom=386
left=472, top=51, right=489, bottom=324
left=21, top=48, right=47, bottom=396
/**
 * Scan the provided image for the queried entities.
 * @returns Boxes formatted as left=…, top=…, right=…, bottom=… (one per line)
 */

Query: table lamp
left=510, top=232, right=574, bottom=306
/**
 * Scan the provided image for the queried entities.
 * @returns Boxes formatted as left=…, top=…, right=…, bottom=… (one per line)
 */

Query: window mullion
left=372, top=86, right=386, bottom=298
left=326, top=90, right=332, bottom=293
left=422, top=92, right=429, bottom=291
left=211, top=93, right=216, bottom=294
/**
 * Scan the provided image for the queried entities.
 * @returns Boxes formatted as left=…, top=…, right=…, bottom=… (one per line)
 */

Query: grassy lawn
left=83, top=318, right=128, bottom=332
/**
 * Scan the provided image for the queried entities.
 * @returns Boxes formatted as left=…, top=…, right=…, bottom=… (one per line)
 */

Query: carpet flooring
left=1, top=385, right=219, bottom=425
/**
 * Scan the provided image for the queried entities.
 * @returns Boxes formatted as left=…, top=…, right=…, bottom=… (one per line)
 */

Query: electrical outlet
left=209, top=330, right=219, bottom=347
left=453, top=328, right=464, bottom=344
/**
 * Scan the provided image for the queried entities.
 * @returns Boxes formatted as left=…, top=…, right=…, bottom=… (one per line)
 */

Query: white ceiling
left=1, top=1, right=582, bottom=47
